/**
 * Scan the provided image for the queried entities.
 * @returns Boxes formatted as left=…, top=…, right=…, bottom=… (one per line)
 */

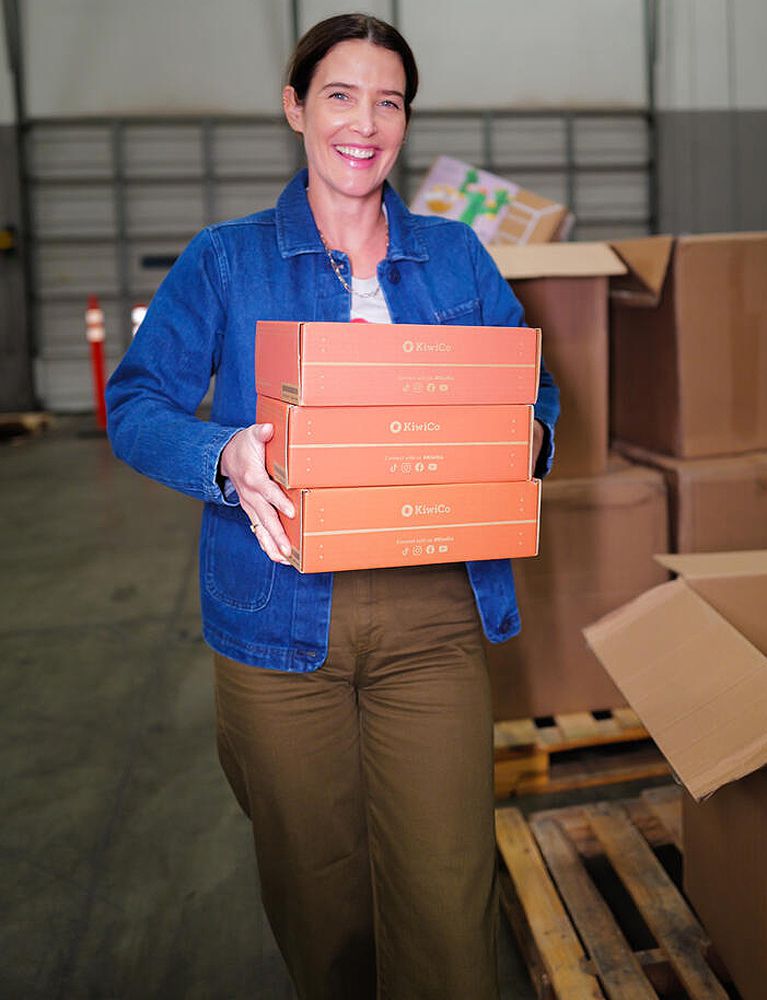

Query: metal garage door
left=26, top=110, right=651, bottom=410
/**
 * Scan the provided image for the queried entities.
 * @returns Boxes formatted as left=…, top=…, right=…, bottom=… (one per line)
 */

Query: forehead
left=311, top=38, right=406, bottom=90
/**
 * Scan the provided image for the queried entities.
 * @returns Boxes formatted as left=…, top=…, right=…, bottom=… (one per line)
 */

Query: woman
left=107, top=13, right=559, bottom=1000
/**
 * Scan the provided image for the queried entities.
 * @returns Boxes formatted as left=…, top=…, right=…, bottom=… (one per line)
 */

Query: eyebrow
left=320, top=81, right=405, bottom=100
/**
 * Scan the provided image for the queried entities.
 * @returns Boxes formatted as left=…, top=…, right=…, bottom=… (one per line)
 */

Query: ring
left=250, top=522, right=260, bottom=536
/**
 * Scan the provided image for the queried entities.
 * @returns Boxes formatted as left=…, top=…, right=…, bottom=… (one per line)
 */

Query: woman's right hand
left=219, top=423, right=295, bottom=565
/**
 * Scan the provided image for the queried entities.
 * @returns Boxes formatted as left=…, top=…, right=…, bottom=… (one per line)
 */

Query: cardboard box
left=486, top=459, right=669, bottom=720
left=279, top=479, right=541, bottom=573
left=610, top=232, right=767, bottom=458
left=617, top=443, right=767, bottom=553
left=490, top=242, right=627, bottom=479
left=257, top=396, right=534, bottom=488
left=583, top=550, right=767, bottom=1000
left=255, top=320, right=541, bottom=407
left=410, top=155, right=572, bottom=246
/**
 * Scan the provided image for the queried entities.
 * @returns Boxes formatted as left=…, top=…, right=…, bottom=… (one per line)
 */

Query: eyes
left=327, top=91, right=402, bottom=112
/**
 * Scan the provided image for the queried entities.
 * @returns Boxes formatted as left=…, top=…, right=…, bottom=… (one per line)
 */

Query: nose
left=353, top=100, right=377, bottom=137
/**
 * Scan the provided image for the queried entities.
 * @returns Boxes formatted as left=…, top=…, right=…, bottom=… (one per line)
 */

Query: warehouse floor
left=1, top=417, right=669, bottom=1000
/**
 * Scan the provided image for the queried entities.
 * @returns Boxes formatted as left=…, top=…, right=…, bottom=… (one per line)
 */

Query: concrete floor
left=1, top=417, right=665, bottom=999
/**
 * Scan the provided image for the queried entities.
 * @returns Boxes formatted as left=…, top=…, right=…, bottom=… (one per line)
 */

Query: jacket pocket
left=433, top=297, right=482, bottom=325
left=202, top=507, right=276, bottom=611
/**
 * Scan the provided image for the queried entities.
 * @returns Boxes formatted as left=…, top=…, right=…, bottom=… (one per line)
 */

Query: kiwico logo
left=401, top=340, right=453, bottom=354
left=389, top=420, right=440, bottom=434
left=400, top=502, right=452, bottom=518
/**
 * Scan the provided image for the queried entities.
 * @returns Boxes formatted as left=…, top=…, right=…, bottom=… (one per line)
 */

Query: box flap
left=583, top=578, right=767, bottom=801
left=609, top=235, right=674, bottom=305
left=489, top=242, right=626, bottom=279
left=655, top=550, right=767, bottom=658
left=655, top=550, right=767, bottom=579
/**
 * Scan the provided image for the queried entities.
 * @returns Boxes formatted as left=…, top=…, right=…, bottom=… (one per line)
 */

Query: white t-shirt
left=349, top=275, right=392, bottom=324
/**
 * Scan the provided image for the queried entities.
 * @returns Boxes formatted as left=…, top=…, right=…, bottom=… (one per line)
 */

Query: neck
left=307, top=184, right=386, bottom=256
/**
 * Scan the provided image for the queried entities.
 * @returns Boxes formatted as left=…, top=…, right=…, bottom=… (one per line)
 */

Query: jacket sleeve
left=105, top=228, right=245, bottom=504
left=466, top=226, right=560, bottom=478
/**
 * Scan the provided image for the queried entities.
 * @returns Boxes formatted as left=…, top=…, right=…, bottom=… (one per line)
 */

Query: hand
left=219, top=423, right=295, bottom=564
left=532, top=419, right=545, bottom=472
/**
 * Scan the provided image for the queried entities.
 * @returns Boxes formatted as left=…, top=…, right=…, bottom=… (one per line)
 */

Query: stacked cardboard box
left=482, top=245, right=670, bottom=720
left=255, top=320, right=542, bottom=573
left=584, top=550, right=767, bottom=1000
left=482, top=231, right=767, bottom=720
left=609, top=233, right=767, bottom=556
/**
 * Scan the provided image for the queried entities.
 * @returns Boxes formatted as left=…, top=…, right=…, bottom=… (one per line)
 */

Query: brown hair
left=286, top=13, right=419, bottom=123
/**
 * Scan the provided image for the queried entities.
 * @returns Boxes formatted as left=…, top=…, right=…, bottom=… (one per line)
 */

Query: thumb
left=252, top=422, right=274, bottom=443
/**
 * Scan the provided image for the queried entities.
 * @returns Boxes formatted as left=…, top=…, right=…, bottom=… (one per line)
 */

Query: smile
left=335, top=145, right=376, bottom=160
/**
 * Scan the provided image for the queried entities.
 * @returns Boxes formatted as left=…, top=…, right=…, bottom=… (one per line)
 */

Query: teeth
left=336, top=145, right=375, bottom=159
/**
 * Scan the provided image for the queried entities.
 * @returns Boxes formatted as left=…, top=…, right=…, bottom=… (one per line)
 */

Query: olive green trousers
left=214, top=563, right=499, bottom=1000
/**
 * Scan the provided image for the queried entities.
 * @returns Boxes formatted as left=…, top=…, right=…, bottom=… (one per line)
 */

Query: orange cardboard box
left=255, top=320, right=541, bottom=406
left=279, top=480, right=541, bottom=573
left=257, top=396, right=534, bottom=488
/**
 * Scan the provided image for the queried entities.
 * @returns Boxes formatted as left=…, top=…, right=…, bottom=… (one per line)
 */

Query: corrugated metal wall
left=26, top=111, right=651, bottom=411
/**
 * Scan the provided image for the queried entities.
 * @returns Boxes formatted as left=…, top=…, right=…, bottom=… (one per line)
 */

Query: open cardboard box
left=584, top=550, right=767, bottom=1000
left=609, top=232, right=767, bottom=458
left=490, top=242, right=626, bottom=479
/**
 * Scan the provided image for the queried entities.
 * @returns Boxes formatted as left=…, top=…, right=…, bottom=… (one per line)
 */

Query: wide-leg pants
left=213, top=563, right=499, bottom=1000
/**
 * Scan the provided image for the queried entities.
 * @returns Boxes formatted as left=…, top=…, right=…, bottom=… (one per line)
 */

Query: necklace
left=317, top=213, right=389, bottom=299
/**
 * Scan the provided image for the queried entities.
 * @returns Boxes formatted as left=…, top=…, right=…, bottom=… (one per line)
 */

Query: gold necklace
left=317, top=214, right=389, bottom=299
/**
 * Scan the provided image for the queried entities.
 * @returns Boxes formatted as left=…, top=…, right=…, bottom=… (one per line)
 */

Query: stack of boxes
left=485, top=230, right=767, bottom=1000
left=595, top=232, right=767, bottom=1000
left=482, top=230, right=767, bottom=722
left=254, top=319, right=543, bottom=573
left=609, top=233, right=767, bottom=554
left=484, top=242, right=671, bottom=719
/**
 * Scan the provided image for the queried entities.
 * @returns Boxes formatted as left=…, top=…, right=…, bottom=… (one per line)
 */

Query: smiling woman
left=105, top=11, right=560, bottom=1000
left=282, top=38, right=406, bottom=278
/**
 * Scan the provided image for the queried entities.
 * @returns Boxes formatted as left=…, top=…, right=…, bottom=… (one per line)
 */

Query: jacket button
left=388, top=266, right=401, bottom=284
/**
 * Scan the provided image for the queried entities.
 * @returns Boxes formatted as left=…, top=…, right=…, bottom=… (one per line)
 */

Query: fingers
left=220, top=422, right=295, bottom=564
left=249, top=493, right=293, bottom=563
left=249, top=518, right=291, bottom=565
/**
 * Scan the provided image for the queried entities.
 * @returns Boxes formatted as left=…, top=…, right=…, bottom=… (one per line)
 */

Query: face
left=283, top=39, right=408, bottom=205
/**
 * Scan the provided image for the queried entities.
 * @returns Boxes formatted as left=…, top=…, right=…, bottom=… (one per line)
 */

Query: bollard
left=85, top=295, right=107, bottom=430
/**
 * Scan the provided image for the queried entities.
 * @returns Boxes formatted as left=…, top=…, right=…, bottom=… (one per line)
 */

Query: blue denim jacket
left=107, top=170, right=560, bottom=670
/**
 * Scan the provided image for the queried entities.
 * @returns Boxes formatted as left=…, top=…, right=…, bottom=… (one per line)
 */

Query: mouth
left=334, top=144, right=378, bottom=165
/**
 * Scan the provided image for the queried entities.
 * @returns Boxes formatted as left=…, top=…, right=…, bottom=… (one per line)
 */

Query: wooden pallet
left=494, top=709, right=670, bottom=798
left=496, top=786, right=734, bottom=999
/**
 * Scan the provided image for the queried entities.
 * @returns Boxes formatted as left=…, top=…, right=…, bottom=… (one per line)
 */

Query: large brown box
left=585, top=551, right=767, bottom=1000
left=618, top=443, right=767, bottom=553
left=610, top=233, right=767, bottom=458
left=490, top=243, right=626, bottom=479
left=683, top=772, right=767, bottom=1000
left=486, top=459, right=669, bottom=720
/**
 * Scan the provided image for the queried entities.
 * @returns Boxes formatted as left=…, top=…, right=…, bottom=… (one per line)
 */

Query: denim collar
left=275, top=169, right=428, bottom=263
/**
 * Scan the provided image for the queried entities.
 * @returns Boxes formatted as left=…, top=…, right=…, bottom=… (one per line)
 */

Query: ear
left=282, top=86, right=304, bottom=135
